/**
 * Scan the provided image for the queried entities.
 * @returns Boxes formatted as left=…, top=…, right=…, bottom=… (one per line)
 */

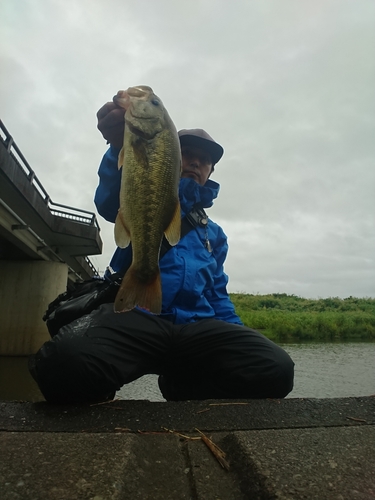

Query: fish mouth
left=113, top=96, right=129, bottom=111
left=127, top=86, right=152, bottom=98
left=113, top=86, right=152, bottom=108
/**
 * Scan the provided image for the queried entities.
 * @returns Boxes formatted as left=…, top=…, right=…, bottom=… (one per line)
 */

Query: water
left=0, top=342, right=373, bottom=402
left=281, top=342, right=375, bottom=399
left=116, top=342, right=375, bottom=401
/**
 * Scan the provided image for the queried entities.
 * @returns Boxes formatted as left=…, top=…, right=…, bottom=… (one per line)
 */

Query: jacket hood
left=179, top=178, right=220, bottom=213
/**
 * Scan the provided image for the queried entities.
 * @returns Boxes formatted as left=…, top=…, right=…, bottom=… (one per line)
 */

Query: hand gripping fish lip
left=113, top=94, right=129, bottom=110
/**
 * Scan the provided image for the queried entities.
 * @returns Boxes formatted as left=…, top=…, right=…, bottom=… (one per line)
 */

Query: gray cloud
left=1, top=0, right=374, bottom=297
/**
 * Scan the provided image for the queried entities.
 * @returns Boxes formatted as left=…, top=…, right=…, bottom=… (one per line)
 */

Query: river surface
left=0, top=342, right=373, bottom=402
left=116, top=342, right=375, bottom=401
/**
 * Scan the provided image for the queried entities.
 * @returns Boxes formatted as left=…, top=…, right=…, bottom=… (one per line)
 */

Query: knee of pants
left=271, top=349, right=295, bottom=398
left=29, top=334, right=117, bottom=404
left=231, top=345, right=295, bottom=399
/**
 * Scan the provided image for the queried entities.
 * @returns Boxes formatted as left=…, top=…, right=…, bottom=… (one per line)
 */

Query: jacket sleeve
left=94, top=145, right=122, bottom=223
left=208, top=228, right=243, bottom=325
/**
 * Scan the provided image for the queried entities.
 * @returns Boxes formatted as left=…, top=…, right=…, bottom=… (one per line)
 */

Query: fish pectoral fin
left=118, top=148, right=125, bottom=169
left=114, top=212, right=131, bottom=248
left=164, top=201, right=181, bottom=246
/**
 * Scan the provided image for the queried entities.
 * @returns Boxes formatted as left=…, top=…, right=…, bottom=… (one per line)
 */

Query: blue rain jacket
left=94, top=145, right=242, bottom=325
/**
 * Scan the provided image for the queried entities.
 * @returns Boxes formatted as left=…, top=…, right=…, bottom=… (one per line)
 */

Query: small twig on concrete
left=162, top=427, right=201, bottom=440
left=195, top=428, right=230, bottom=471
left=89, top=398, right=121, bottom=407
left=346, top=417, right=368, bottom=423
left=208, top=402, right=249, bottom=406
left=137, top=430, right=170, bottom=435
left=196, top=408, right=210, bottom=414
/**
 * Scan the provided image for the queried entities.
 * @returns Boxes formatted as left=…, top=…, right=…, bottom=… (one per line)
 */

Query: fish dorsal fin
left=164, top=201, right=181, bottom=246
left=114, top=212, right=131, bottom=248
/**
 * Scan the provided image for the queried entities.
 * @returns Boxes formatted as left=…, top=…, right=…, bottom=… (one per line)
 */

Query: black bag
left=43, top=274, right=122, bottom=337
left=42, top=207, right=207, bottom=338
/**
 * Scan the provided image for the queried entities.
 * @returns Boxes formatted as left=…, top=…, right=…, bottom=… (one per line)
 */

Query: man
left=28, top=98, right=294, bottom=403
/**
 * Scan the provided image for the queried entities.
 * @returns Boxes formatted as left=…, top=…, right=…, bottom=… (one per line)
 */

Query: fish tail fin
left=114, top=265, right=162, bottom=314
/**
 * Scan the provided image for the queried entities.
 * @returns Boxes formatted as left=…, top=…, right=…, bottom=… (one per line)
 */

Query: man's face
left=180, top=146, right=213, bottom=186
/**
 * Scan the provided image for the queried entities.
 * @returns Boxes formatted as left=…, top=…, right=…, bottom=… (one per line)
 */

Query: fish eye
left=151, top=99, right=160, bottom=106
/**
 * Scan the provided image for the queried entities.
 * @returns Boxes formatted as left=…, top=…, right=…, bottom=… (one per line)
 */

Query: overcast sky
left=1, top=0, right=374, bottom=298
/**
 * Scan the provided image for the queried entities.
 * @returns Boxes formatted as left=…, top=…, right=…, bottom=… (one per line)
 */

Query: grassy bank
left=230, top=293, right=375, bottom=342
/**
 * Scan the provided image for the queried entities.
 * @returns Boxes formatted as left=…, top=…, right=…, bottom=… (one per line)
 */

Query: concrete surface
left=0, top=397, right=374, bottom=499
left=0, top=261, right=67, bottom=355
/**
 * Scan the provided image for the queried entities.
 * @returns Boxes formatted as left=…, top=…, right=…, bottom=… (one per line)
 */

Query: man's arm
left=208, top=229, right=243, bottom=325
left=94, top=146, right=122, bottom=222
left=209, top=272, right=243, bottom=325
left=94, top=100, right=126, bottom=222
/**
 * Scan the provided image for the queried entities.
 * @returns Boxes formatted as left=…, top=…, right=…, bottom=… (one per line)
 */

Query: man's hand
left=97, top=101, right=125, bottom=149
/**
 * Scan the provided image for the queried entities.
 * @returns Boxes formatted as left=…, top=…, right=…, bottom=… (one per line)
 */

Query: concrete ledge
left=0, top=397, right=373, bottom=433
left=0, top=397, right=374, bottom=499
left=222, top=427, right=374, bottom=499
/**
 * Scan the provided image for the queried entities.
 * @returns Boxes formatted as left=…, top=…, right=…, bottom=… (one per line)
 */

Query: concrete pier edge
left=1, top=396, right=374, bottom=499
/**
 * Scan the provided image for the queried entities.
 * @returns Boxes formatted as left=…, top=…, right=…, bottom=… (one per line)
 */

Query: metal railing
left=0, top=120, right=100, bottom=278
left=0, top=119, right=100, bottom=230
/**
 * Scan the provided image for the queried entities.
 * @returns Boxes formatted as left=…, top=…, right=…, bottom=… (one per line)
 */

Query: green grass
left=230, top=293, right=375, bottom=342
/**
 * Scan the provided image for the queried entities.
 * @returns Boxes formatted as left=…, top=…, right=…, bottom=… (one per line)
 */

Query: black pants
left=29, top=304, right=294, bottom=403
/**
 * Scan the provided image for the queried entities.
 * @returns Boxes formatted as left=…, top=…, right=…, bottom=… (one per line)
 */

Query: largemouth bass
left=113, top=85, right=181, bottom=313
